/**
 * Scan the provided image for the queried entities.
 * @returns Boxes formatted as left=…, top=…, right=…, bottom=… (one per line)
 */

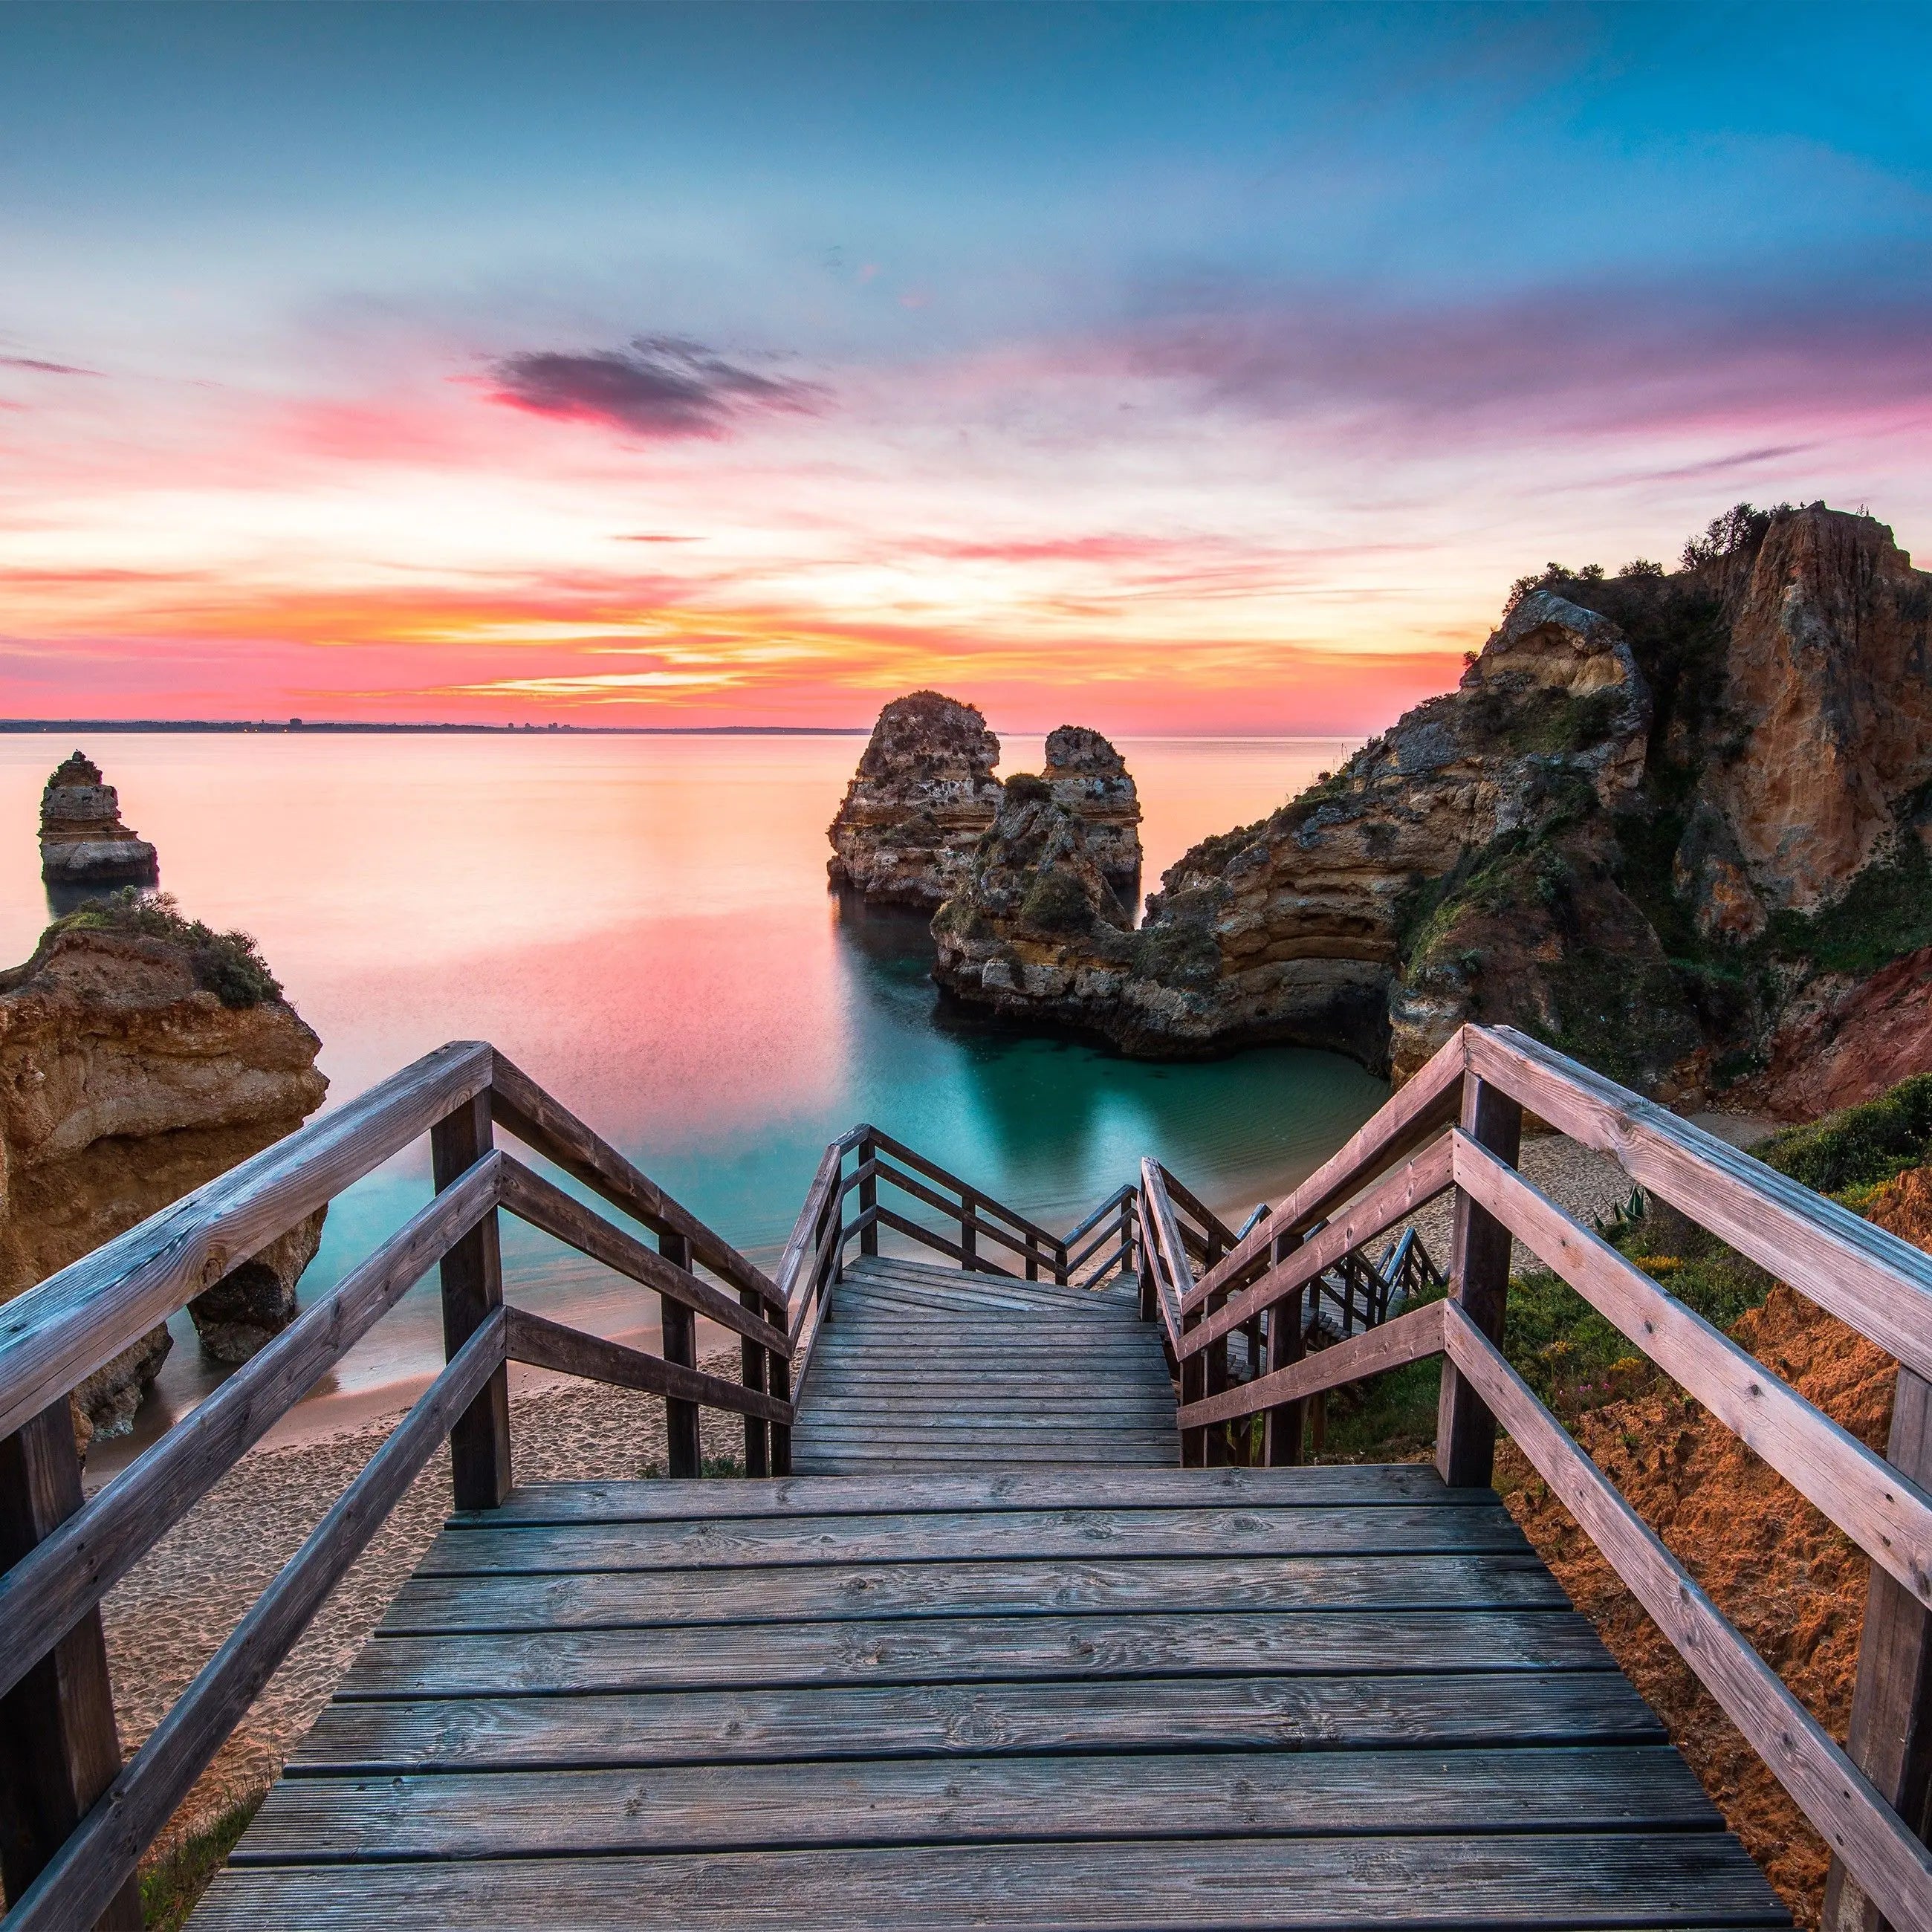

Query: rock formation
left=0, top=899, right=328, bottom=1448
left=827, top=693, right=1003, bottom=907
left=1040, top=726, right=1142, bottom=904
left=934, top=503, right=1932, bottom=1103
left=39, top=751, right=160, bottom=888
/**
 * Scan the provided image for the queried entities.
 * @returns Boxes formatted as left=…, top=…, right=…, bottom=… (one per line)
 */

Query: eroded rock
left=39, top=751, right=160, bottom=888
left=1040, top=726, right=1142, bottom=904
left=0, top=906, right=328, bottom=1447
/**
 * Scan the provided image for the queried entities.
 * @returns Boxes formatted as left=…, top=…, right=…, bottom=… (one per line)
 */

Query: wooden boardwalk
left=189, top=1254, right=1786, bottom=1928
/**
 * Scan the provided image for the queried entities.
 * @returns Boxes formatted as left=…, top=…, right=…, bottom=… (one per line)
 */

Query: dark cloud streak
left=0, top=355, right=100, bottom=375
left=488, top=336, right=825, bottom=438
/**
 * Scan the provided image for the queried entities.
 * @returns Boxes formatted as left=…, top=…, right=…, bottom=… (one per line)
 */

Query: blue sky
left=2, top=2, right=1927, bottom=727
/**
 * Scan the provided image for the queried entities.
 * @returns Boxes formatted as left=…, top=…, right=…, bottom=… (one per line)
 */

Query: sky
left=2, top=2, right=1929, bottom=734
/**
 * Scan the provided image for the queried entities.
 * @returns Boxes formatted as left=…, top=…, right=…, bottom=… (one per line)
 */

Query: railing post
left=1826, top=1366, right=1932, bottom=1931
left=1137, top=1194, right=1155, bottom=1321
left=1202, top=1277, right=1231, bottom=1467
left=858, top=1135, right=878, bottom=1258
left=431, top=1091, right=511, bottom=1511
left=1262, top=1228, right=1306, bottom=1467
left=658, top=1230, right=701, bottom=1478
left=1435, top=1074, right=1522, bottom=1488
left=960, top=1186, right=978, bottom=1273
left=0, top=1401, right=142, bottom=1931
left=739, top=1287, right=770, bottom=1479
left=768, top=1343, right=792, bottom=1478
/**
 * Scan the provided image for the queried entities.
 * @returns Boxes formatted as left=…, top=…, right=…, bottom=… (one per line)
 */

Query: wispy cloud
left=486, top=336, right=826, bottom=439
left=0, top=354, right=101, bottom=376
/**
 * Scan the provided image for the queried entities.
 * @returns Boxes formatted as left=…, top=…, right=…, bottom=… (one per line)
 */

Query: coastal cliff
left=0, top=897, right=328, bottom=1446
left=934, top=502, right=1932, bottom=1106
left=40, top=751, right=160, bottom=888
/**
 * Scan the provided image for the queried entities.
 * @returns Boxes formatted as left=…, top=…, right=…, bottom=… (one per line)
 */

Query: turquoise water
left=0, top=731, right=1381, bottom=1440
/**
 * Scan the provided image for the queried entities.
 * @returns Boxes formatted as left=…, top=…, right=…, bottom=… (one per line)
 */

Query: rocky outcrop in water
left=1041, top=726, right=1142, bottom=904
left=0, top=902, right=328, bottom=1448
left=39, top=751, right=160, bottom=888
left=827, top=693, right=1004, bottom=907
left=935, top=503, right=1932, bottom=1103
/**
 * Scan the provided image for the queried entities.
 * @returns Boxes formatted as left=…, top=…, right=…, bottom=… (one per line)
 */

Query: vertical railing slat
left=430, top=1091, right=512, bottom=1511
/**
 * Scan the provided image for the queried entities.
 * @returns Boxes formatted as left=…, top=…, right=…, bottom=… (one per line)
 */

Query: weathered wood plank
left=862, top=1127, right=1065, bottom=1251
left=380, top=1551, right=1570, bottom=1632
left=430, top=1095, right=510, bottom=1512
left=189, top=1832, right=1786, bottom=1931
left=236, top=1745, right=1721, bottom=1861
left=1458, top=1129, right=1932, bottom=1604
left=415, top=1503, right=1529, bottom=1576
left=464, top=1464, right=1474, bottom=1522
left=488, top=1048, right=784, bottom=1317
left=339, top=1607, right=1614, bottom=1697
left=503, top=1309, right=792, bottom=1424
left=1443, top=1300, right=1932, bottom=1932
left=0, top=1039, right=493, bottom=1445
left=1179, top=1301, right=1443, bottom=1430
left=290, top=1669, right=1665, bottom=1771
left=4, top=1312, right=509, bottom=1932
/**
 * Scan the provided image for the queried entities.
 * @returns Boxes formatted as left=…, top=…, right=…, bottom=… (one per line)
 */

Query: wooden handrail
left=0, top=1039, right=494, bottom=1444
left=862, top=1124, right=1069, bottom=1258
left=1138, top=1158, right=1193, bottom=1349
left=1064, top=1183, right=1135, bottom=1250
left=505, top=1307, right=794, bottom=1425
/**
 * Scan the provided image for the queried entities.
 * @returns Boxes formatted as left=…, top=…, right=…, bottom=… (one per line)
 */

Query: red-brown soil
left=1497, top=1165, right=1932, bottom=1924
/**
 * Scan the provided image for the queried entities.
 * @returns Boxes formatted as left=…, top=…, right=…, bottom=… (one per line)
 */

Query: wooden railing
left=0, top=1043, right=791, bottom=1932
left=1142, top=1022, right=1932, bottom=1932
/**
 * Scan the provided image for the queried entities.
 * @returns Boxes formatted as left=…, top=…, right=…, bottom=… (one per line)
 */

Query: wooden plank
left=1180, top=1132, right=1454, bottom=1341
left=1468, top=1024, right=1932, bottom=1385
left=1442, top=1300, right=1932, bottom=1932
left=488, top=1048, right=784, bottom=1317
left=1, top=1311, right=509, bottom=1932
left=338, top=1607, right=1615, bottom=1697
left=380, top=1551, right=1572, bottom=1631
left=498, top=1158, right=788, bottom=1355
left=863, top=1127, right=1064, bottom=1252
left=0, top=1400, right=141, bottom=1929
left=1457, top=1131, right=1932, bottom=1607
left=1138, top=1161, right=1192, bottom=1355
left=430, top=1094, right=510, bottom=1512
left=0, top=1157, right=498, bottom=1708
left=464, top=1465, right=1475, bottom=1522
left=870, top=1204, right=1021, bottom=1278
left=189, top=1833, right=1788, bottom=1931
left=1193, top=1025, right=1469, bottom=1302
left=1436, top=1074, right=1523, bottom=1489
left=0, top=1038, right=493, bottom=1445
left=504, top=1309, right=792, bottom=1425
left=1179, top=1301, right=1444, bottom=1430
left=290, top=1669, right=1666, bottom=1771
left=236, top=1745, right=1721, bottom=1861
left=415, top=1503, right=1530, bottom=1575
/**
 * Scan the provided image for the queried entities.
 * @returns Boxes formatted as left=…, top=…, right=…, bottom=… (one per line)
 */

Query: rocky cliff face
left=935, top=503, right=1932, bottom=1105
left=1040, top=727, right=1142, bottom=904
left=0, top=902, right=328, bottom=1447
left=827, top=692, right=1004, bottom=908
left=39, top=751, right=160, bottom=888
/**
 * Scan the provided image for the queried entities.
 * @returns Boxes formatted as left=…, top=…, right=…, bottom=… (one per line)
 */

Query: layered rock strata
left=39, top=751, right=160, bottom=886
left=934, top=504, right=1932, bottom=1103
left=827, top=693, right=1003, bottom=907
left=0, top=909, right=328, bottom=1447
left=1040, top=726, right=1142, bottom=904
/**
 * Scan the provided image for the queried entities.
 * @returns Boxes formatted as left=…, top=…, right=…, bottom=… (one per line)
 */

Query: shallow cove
left=0, top=731, right=1381, bottom=1453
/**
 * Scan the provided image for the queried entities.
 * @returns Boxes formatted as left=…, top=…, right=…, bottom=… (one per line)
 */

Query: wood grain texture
left=0, top=1157, right=499, bottom=1708
left=430, top=1095, right=510, bottom=1513
left=1456, top=1129, right=1932, bottom=1604
left=380, top=1550, right=1570, bottom=1633
left=1443, top=1300, right=1932, bottom=1932
left=1179, top=1301, right=1444, bottom=1430
left=6, top=1311, right=509, bottom=1932
left=236, top=1745, right=1720, bottom=1860
left=0, top=1039, right=492, bottom=1445
left=503, top=1309, right=792, bottom=1424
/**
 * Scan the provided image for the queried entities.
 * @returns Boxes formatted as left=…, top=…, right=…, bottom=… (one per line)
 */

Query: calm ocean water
left=0, top=731, right=1383, bottom=1448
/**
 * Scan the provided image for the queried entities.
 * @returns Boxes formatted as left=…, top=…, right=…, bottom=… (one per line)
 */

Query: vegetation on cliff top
left=51, top=889, right=287, bottom=1008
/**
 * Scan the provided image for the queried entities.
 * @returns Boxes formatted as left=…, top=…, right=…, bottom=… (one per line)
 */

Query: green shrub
left=1755, top=1073, right=1932, bottom=1199
left=54, top=889, right=285, bottom=1008
left=1002, top=772, right=1049, bottom=804
left=1019, top=865, right=1094, bottom=935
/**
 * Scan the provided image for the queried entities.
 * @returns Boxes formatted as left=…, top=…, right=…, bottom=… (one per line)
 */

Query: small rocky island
left=829, top=692, right=1142, bottom=910
left=40, top=750, right=160, bottom=888
left=932, top=502, right=1932, bottom=1115
left=0, top=895, right=328, bottom=1447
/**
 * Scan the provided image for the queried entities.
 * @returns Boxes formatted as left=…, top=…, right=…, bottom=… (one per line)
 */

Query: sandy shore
left=106, top=1349, right=748, bottom=1864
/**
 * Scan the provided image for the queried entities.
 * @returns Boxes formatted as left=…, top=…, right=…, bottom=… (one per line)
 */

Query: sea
left=0, top=731, right=1385, bottom=1455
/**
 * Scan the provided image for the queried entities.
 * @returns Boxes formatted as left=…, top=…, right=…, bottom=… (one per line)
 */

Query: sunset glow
left=4, top=3, right=1929, bottom=733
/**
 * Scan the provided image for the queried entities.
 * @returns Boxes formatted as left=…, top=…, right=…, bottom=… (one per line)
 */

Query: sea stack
left=0, top=899, right=328, bottom=1448
left=828, top=692, right=1003, bottom=907
left=1040, top=725, right=1141, bottom=904
left=39, top=750, right=160, bottom=887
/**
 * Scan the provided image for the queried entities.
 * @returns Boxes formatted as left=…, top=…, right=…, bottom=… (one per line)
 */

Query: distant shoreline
left=0, top=719, right=870, bottom=735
